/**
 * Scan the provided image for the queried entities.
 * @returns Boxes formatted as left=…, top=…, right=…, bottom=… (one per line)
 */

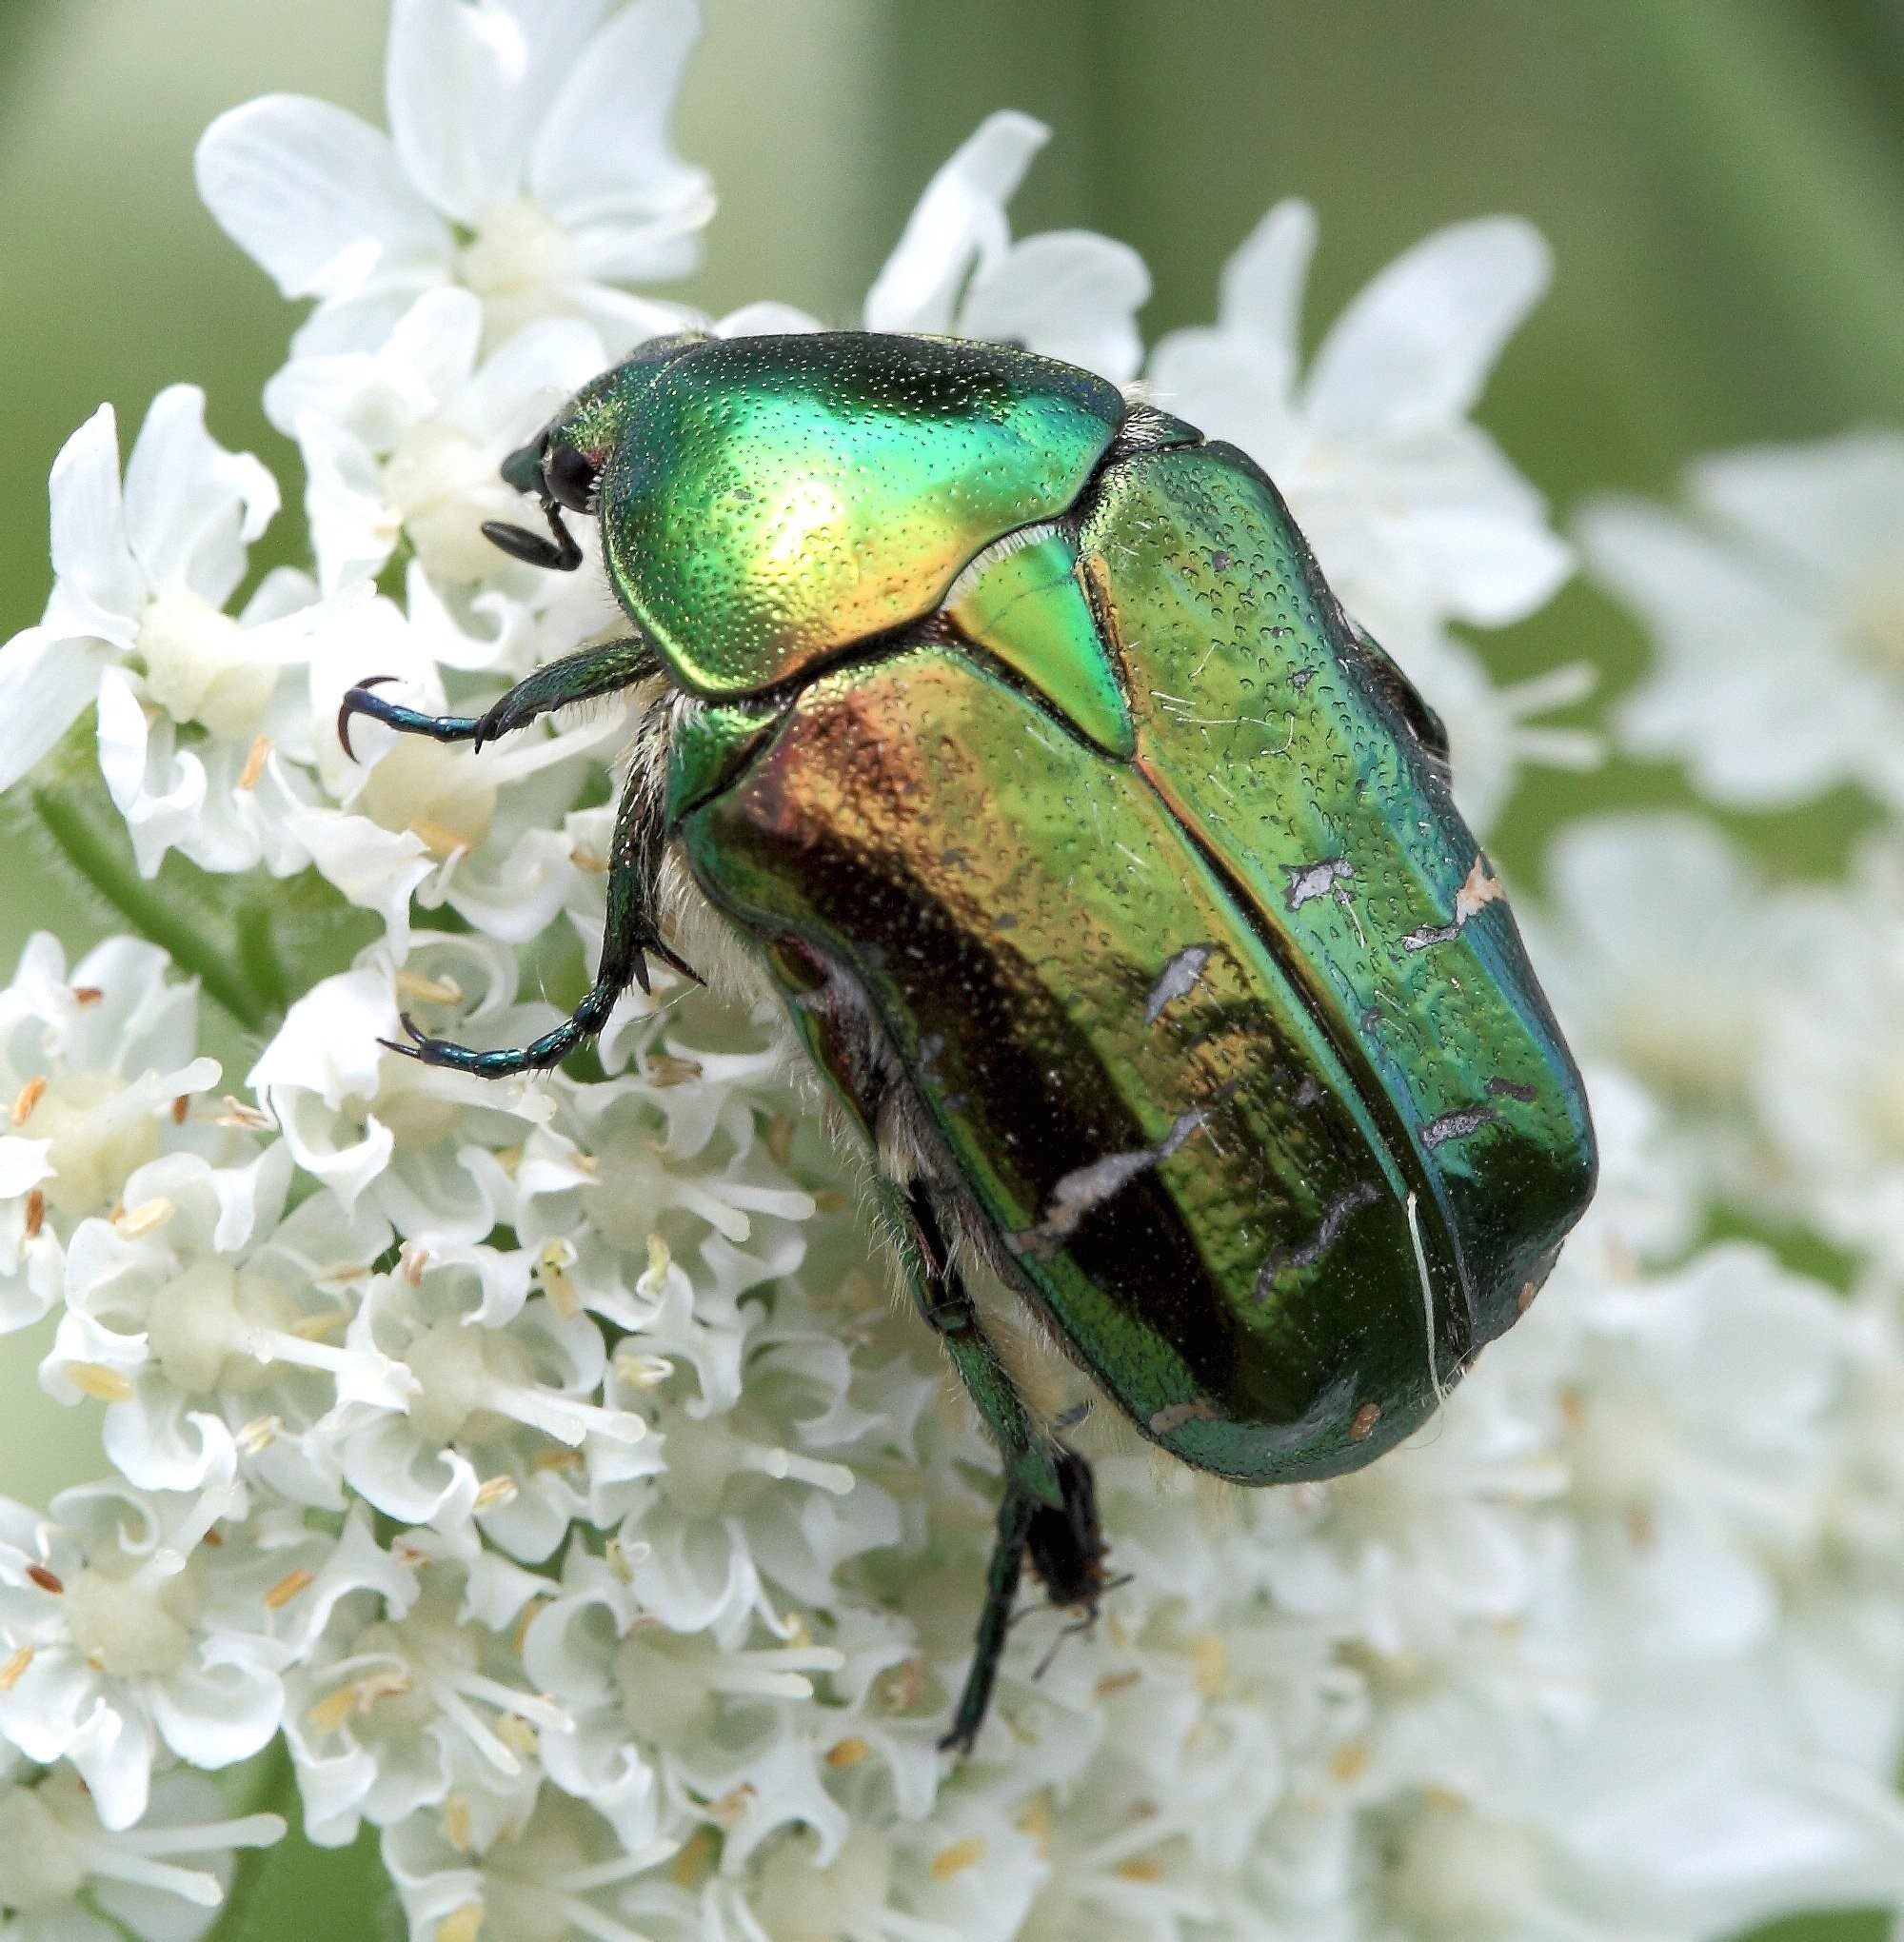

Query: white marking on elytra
left=1402, top=856, right=1506, bottom=951
left=1144, top=944, right=1213, bottom=1025
left=1285, top=858, right=1353, bottom=909
left=1405, top=1191, right=1448, bottom=1409
left=1014, top=1100, right=1216, bottom=1257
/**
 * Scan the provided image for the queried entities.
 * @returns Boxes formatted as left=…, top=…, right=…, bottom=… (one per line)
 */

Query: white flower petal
left=387, top=0, right=539, bottom=225
left=196, top=95, right=449, bottom=305
left=47, top=405, right=144, bottom=634
left=121, top=386, right=279, bottom=608
left=528, top=0, right=710, bottom=263
left=960, top=229, right=1150, bottom=381
left=0, top=625, right=114, bottom=793
left=864, top=109, right=1047, bottom=334
left=1306, top=215, right=1551, bottom=437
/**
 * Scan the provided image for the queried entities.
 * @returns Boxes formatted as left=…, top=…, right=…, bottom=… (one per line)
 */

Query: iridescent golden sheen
left=682, top=643, right=1475, bottom=1481
left=597, top=334, right=1123, bottom=697
left=946, top=527, right=1134, bottom=758
left=1079, top=446, right=1595, bottom=1346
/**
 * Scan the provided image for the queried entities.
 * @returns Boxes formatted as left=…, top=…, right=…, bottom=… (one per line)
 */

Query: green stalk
left=30, top=782, right=271, bottom=1036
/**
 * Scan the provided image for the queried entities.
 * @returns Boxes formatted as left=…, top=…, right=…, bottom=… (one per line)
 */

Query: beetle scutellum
left=341, top=330, right=1597, bottom=1752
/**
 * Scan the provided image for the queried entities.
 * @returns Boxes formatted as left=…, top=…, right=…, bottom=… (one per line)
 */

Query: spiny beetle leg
left=340, top=636, right=665, bottom=761
left=337, top=677, right=481, bottom=759
left=378, top=1011, right=585, bottom=1079
left=942, top=1487, right=1035, bottom=1757
left=468, top=637, right=664, bottom=751
left=878, top=1179, right=1076, bottom=1752
left=375, top=763, right=694, bottom=1080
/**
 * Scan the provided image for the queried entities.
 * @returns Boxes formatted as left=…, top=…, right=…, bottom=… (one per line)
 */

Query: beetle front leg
left=339, top=635, right=663, bottom=759
left=384, top=763, right=695, bottom=1079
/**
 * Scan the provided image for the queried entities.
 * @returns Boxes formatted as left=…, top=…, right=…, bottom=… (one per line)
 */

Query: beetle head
left=485, top=329, right=712, bottom=573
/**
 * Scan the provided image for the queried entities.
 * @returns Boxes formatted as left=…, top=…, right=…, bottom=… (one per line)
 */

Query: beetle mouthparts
left=500, top=439, right=545, bottom=495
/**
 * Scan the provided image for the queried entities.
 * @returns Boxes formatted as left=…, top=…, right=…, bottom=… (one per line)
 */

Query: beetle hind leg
left=382, top=758, right=696, bottom=1080
left=878, top=1180, right=1114, bottom=1753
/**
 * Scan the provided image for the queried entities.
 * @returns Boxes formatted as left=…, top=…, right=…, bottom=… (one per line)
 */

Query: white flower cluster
left=0, top=3, right=1894, bottom=1937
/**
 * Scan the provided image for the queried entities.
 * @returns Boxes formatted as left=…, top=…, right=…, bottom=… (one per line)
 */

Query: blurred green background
left=2, top=4, right=1900, bottom=1932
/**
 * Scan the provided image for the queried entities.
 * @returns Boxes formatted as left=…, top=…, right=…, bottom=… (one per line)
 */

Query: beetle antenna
left=481, top=495, right=583, bottom=573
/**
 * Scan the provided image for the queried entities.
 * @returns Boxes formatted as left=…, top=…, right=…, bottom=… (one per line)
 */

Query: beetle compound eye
left=545, top=441, right=600, bottom=513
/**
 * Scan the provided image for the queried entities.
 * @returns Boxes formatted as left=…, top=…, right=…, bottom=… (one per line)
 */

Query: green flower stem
left=30, top=781, right=273, bottom=1037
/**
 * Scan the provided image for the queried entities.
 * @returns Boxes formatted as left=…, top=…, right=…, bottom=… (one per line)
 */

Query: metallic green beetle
left=341, top=329, right=1597, bottom=1752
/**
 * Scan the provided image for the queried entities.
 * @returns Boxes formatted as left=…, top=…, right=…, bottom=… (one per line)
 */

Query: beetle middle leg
left=384, top=758, right=696, bottom=1079
left=883, top=1180, right=1107, bottom=1753
left=338, top=635, right=663, bottom=758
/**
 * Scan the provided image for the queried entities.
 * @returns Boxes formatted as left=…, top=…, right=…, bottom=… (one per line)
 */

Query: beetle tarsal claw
left=337, top=675, right=400, bottom=760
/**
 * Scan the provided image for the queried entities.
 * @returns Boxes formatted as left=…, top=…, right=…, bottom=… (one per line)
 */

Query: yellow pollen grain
left=66, top=1362, right=135, bottom=1403
left=1330, top=1739, right=1372, bottom=1785
left=306, top=1685, right=362, bottom=1735
left=512, top=1599, right=545, bottom=1659
left=409, top=816, right=471, bottom=861
left=114, top=1197, right=175, bottom=1239
left=570, top=844, right=609, bottom=874
left=265, top=1568, right=315, bottom=1612
left=218, top=1096, right=273, bottom=1131
left=395, top=968, right=464, bottom=1006
left=763, top=1115, right=795, bottom=1168
left=605, top=1536, right=634, bottom=1583
left=496, top=1714, right=540, bottom=1756
left=1349, top=1401, right=1381, bottom=1441
left=237, top=734, right=272, bottom=791
left=644, top=1232, right=671, bottom=1283
left=1018, top=1795, right=1056, bottom=1854
left=1454, top=857, right=1505, bottom=923
left=1095, top=1668, right=1140, bottom=1699
left=0, top=1644, right=33, bottom=1692
left=812, top=1189, right=848, bottom=1214
left=289, top=1309, right=350, bottom=1341
left=400, top=1242, right=430, bottom=1286
left=237, top=1415, right=282, bottom=1454
left=669, top=1826, right=718, bottom=1889
left=929, top=1837, right=985, bottom=1881
left=612, top=1351, right=672, bottom=1390
left=170, top=1095, right=189, bottom=1124
left=537, top=1239, right=581, bottom=1319
left=71, top=986, right=103, bottom=1007
left=24, top=1190, right=45, bottom=1239
left=874, top=1654, right=927, bottom=1714
left=1116, top=1856, right=1165, bottom=1883
left=10, top=1076, right=47, bottom=1126
left=824, top=1735, right=870, bottom=1769
left=706, top=1783, right=755, bottom=1831
left=529, top=1446, right=584, bottom=1474
left=646, top=1053, right=703, bottom=1088
left=443, top=1792, right=474, bottom=1853
left=435, top=1900, right=486, bottom=1942
left=1189, top=1633, right=1226, bottom=1695
left=473, top=1476, right=518, bottom=1512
